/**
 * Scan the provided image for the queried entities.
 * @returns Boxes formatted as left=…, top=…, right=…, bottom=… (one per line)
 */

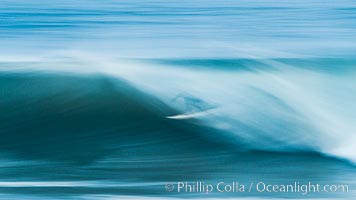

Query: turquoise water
left=0, top=1, right=356, bottom=199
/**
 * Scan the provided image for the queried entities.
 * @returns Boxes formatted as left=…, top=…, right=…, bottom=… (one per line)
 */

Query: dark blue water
left=0, top=1, right=356, bottom=199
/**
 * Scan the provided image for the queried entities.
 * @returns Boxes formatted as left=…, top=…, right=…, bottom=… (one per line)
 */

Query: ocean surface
left=0, top=0, right=356, bottom=199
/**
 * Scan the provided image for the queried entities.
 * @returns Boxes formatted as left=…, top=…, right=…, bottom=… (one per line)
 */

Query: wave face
left=2, top=58, right=356, bottom=162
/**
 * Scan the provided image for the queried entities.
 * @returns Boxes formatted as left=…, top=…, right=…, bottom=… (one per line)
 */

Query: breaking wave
left=1, top=56, right=355, bottom=164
